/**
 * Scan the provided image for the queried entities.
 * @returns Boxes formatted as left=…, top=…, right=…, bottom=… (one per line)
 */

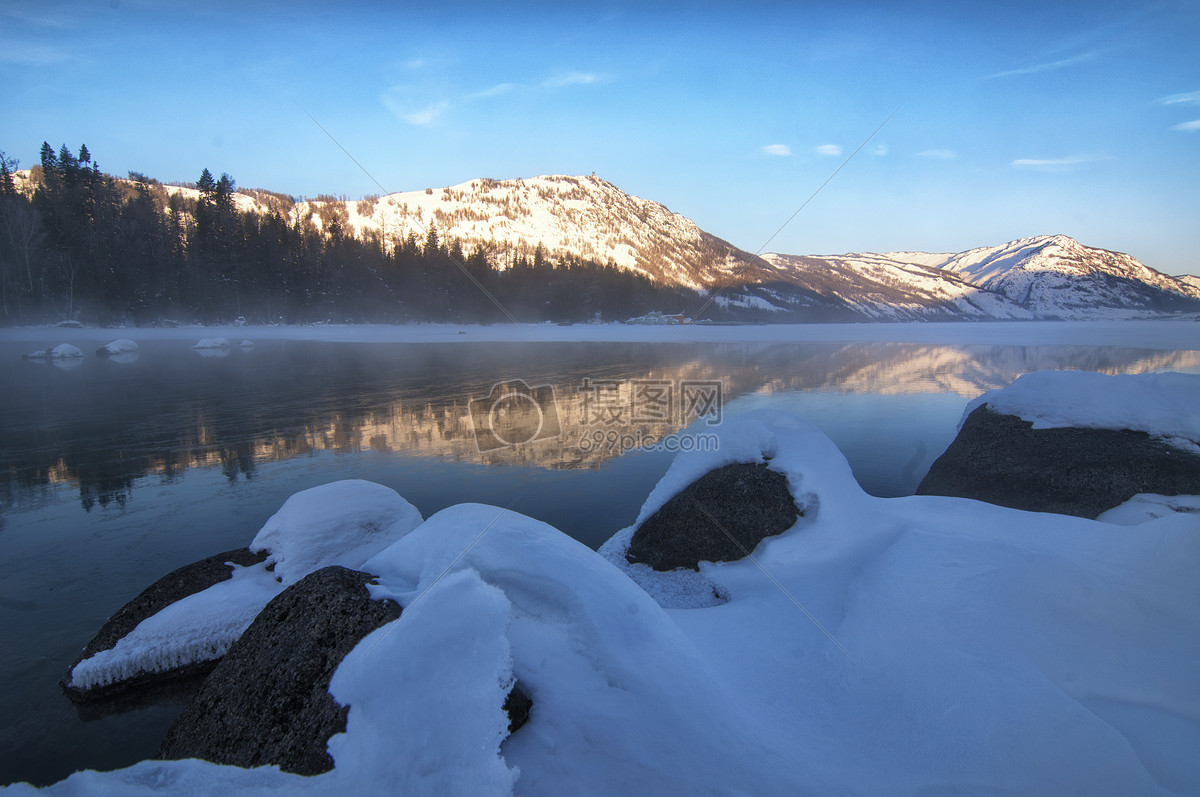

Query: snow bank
left=328, top=568, right=518, bottom=794
left=609, top=410, right=1200, bottom=793
left=250, top=480, right=423, bottom=586
left=66, top=481, right=423, bottom=696
left=965, top=370, right=1200, bottom=443
left=359, top=503, right=792, bottom=795
left=16, top=416, right=1200, bottom=795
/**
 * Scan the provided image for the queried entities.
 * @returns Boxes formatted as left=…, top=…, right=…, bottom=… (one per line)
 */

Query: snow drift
left=12, top=401, right=1200, bottom=795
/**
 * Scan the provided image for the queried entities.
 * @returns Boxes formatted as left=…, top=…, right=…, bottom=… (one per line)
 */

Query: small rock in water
left=96, top=339, right=138, bottom=357
left=23, top=343, right=85, bottom=360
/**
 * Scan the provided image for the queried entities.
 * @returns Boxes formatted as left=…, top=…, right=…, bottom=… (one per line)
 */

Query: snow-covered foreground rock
left=65, top=481, right=422, bottom=698
left=11, top=411, right=1200, bottom=795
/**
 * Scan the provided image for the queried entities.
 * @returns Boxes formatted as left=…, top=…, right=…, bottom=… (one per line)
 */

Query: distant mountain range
left=129, top=172, right=1200, bottom=321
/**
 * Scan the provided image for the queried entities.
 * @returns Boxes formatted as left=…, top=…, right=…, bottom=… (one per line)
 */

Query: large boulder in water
left=63, top=480, right=424, bottom=703
left=916, top=405, right=1200, bottom=518
left=625, top=462, right=800, bottom=571
left=61, top=547, right=268, bottom=703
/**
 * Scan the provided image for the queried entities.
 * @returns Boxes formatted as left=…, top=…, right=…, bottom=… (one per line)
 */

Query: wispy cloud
left=0, top=41, right=72, bottom=66
left=382, top=90, right=450, bottom=126
left=915, top=149, right=957, bottom=160
left=1171, top=119, right=1200, bottom=132
left=1157, top=90, right=1200, bottom=106
left=815, top=144, right=842, bottom=157
left=384, top=68, right=609, bottom=127
left=1011, top=154, right=1111, bottom=170
left=470, top=83, right=517, bottom=99
left=761, top=144, right=791, bottom=157
left=401, top=101, right=449, bottom=126
left=544, top=71, right=608, bottom=88
left=0, top=7, right=73, bottom=27
left=988, top=51, right=1097, bottom=79
left=873, top=144, right=888, bottom=157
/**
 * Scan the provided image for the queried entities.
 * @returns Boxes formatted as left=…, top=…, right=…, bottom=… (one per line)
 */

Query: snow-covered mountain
left=37, top=168, right=1190, bottom=321
left=884, top=235, right=1200, bottom=318
left=757, top=235, right=1200, bottom=321
left=292, top=174, right=1197, bottom=321
left=310, top=174, right=746, bottom=290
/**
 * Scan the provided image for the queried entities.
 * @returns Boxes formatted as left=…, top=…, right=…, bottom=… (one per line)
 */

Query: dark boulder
left=158, top=566, right=400, bottom=775
left=916, top=405, right=1200, bottom=518
left=62, top=547, right=268, bottom=703
left=626, top=462, right=800, bottom=571
left=158, top=564, right=533, bottom=775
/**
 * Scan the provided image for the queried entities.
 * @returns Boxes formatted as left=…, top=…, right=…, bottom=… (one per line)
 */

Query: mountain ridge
left=286, top=173, right=1197, bottom=320
left=12, top=168, right=1200, bottom=322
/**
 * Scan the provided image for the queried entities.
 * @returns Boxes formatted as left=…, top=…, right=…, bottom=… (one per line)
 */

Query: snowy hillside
left=755, top=252, right=1035, bottom=321
left=753, top=235, right=1200, bottom=320
left=307, top=175, right=747, bottom=290
left=926, top=235, right=1200, bottom=317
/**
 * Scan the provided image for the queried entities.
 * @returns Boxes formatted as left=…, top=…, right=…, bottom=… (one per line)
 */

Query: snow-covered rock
left=191, top=337, right=231, bottom=349
left=249, top=480, right=423, bottom=586
left=64, top=481, right=423, bottom=699
left=22, top=343, right=84, bottom=360
left=96, top=339, right=138, bottom=357
left=964, top=369, right=1200, bottom=444
left=67, top=560, right=282, bottom=696
left=918, top=371, right=1200, bottom=517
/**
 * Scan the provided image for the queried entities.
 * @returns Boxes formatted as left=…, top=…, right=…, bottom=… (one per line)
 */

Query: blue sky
left=4, top=0, right=1199, bottom=275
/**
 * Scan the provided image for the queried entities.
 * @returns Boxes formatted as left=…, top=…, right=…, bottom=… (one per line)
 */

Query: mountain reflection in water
left=2, top=339, right=1197, bottom=513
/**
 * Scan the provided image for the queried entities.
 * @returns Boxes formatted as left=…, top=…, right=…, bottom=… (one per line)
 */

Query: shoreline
left=2, top=318, right=1199, bottom=350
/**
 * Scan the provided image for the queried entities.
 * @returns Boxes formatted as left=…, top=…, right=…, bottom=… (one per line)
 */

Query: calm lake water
left=2, top=329, right=1199, bottom=786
